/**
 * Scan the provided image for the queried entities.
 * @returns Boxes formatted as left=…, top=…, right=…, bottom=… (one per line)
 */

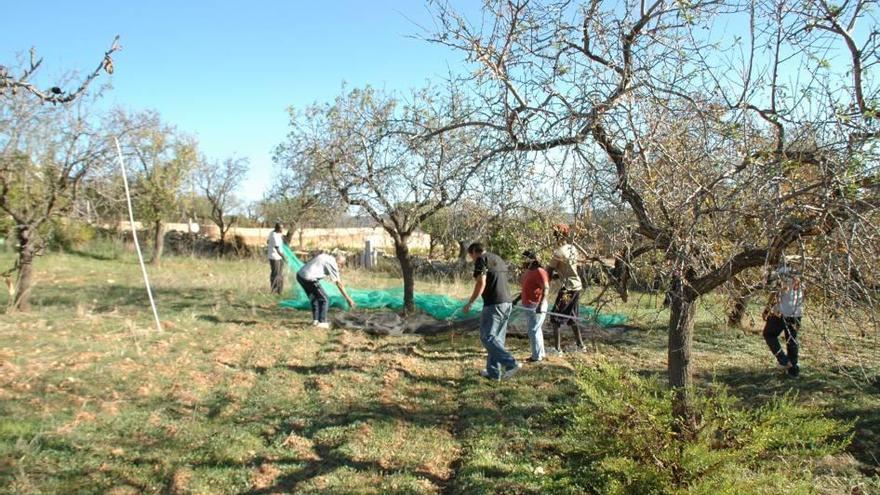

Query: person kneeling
left=296, top=252, right=356, bottom=329
left=463, top=243, right=521, bottom=380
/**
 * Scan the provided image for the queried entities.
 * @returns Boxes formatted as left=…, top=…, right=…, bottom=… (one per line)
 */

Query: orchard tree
left=428, top=0, right=879, bottom=424
left=276, top=85, right=489, bottom=312
left=0, top=39, right=120, bottom=311
left=196, top=156, right=248, bottom=256
left=0, top=96, right=111, bottom=310
left=114, top=110, right=197, bottom=265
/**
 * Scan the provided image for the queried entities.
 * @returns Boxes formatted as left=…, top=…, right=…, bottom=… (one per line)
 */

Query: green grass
left=0, top=250, right=878, bottom=494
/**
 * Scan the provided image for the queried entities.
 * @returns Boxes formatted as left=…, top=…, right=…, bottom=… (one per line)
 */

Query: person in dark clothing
left=463, top=243, right=521, bottom=380
left=267, top=223, right=286, bottom=294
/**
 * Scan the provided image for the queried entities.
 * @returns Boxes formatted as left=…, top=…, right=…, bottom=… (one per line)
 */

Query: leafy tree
left=276, top=85, right=487, bottom=312
left=114, top=110, right=198, bottom=265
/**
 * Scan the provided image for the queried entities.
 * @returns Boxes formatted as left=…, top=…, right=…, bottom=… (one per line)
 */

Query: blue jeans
left=480, top=303, right=517, bottom=378
left=523, top=302, right=546, bottom=361
left=297, top=274, right=328, bottom=323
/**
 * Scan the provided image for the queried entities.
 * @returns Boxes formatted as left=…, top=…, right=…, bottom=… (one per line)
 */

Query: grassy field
left=1, top=250, right=879, bottom=494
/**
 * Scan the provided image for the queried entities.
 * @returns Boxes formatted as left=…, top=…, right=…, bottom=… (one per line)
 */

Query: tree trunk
left=219, top=228, right=227, bottom=257
left=428, top=237, right=437, bottom=259
left=667, top=288, right=697, bottom=431
left=11, top=225, right=36, bottom=312
left=151, top=220, right=164, bottom=265
left=457, top=240, right=467, bottom=262
left=394, top=234, right=415, bottom=314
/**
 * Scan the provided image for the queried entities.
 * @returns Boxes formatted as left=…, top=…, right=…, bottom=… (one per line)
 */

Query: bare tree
left=1, top=37, right=119, bottom=105
left=197, top=156, right=248, bottom=256
left=276, top=85, right=489, bottom=312
left=0, top=95, right=111, bottom=310
left=427, top=0, right=879, bottom=424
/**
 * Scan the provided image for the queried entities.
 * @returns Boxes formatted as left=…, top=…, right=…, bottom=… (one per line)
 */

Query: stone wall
left=114, top=222, right=430, bottom=251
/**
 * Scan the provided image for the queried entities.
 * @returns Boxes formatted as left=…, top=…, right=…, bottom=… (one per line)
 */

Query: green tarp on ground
left=278, top=245, right=627, bottom=327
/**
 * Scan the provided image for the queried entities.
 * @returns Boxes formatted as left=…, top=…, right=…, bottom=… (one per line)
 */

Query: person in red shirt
left=515, top=250, right=549, bottom=362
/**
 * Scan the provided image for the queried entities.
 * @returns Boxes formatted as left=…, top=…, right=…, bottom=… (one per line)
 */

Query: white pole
left=113, top=137, right=163, bottom=333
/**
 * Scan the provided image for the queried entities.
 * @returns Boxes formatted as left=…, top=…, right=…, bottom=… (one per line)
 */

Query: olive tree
left=427, top=0, right=879, bottom=423
left=113, top=110, right=198, bottom=265
left=275, top=85, right=489, bottom=312
left=0, top=96, right=111, bottom=310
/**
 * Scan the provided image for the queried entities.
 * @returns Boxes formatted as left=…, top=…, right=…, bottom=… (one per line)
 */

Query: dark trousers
left=550, top=288, right=584, bottom=350
left=297, top=274, right=329, bottom=323
left=763, top=315, right=801, bottom=366
left=269, top=259, right=285, bottom=294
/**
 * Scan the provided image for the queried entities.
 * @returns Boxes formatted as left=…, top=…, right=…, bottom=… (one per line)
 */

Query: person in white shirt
left=546, top=223, right=586, bottom=354
left=267, top=223, right=286, bottom=294
left=296, top=252, right=356, bottom=328
left=762, top=266, right=805, bottom=377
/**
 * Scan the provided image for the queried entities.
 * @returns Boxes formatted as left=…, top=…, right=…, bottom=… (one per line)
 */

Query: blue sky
left=1, top=1, right=470, bottom=201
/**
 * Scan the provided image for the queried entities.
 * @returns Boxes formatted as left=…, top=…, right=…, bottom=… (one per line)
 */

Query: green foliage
left=555, top=362, right=853, bottom=494
left=46, top=220, right=96, bottom=251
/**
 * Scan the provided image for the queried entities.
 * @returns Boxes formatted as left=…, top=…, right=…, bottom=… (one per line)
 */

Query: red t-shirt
left=521, top=268, right=550, bottom=305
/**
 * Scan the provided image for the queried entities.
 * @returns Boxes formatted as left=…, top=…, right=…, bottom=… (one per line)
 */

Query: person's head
left=467, top=242, right=485, bottom=262
left=274, top=222, right=283, bottom=233
left=335, top=254, right=347, bottom=268
left=552, top=223, right=570, bottom=244
left=521, top=249, right=540, bottom=270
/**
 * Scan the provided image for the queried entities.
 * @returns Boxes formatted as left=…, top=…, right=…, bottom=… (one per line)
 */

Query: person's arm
left=537, top=282, right=550, bottom=313
left=463, top=275, right=486, bottom=314
left=537, top=270, right=550, bottom=313
left=335, top=280, right=357, bottom=309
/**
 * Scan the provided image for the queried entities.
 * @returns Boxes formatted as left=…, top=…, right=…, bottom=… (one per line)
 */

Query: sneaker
left=316, top=322, right=331, bottom=329
left=312, top=320, right=319, bottom=326
left=526, top=357, right=544, bottom=363
left=787, top=364, right=800, bottom=377
left=479, top=370, right=491, bottom=379
left=502, top=363, right=523, bottom=379
left=546, top=348, right=564, bottom=356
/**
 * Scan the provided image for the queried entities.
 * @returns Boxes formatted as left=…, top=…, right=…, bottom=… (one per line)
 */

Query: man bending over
left=296, top=252, right=357, bottom=329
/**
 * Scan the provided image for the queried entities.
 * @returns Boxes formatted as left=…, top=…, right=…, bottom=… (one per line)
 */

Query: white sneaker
left=316, top=322, right=331, bottom=329
left=479, top=369, right=491, bottom=378
left=502, top=363, right=523, bottom=379
left=312, top=320, right=319, bottom=326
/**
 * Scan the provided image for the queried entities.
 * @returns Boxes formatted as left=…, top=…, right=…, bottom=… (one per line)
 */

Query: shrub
left=554, top=362, right=852, bottom=494
left=47, top=220, right=96, bottom=251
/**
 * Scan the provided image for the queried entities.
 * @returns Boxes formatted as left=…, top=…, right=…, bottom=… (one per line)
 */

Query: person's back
left=550, top=243, right=583, bottom=291
left=521, top=266, right=549, bottom=306
left=298, top=253, right=340, bottom=282
left=475, top=251, right=511, bottom=305
left=463, top=243, right=519, bottom=380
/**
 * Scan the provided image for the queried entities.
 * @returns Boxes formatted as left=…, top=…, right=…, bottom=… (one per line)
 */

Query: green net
left=278, top=244, right=627, bottom=326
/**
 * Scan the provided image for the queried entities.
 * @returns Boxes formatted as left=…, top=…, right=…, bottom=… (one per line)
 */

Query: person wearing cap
left=514, top=250, right=549, bottom=362
left=296, top=251, right=357, bottom=329
left=762, top=266, right=804, bottom=377
left=267, top=222, right=286, bottom=294
left=463, top=242, right=521, bottom=380
left=546, top=223, right=586, bottom=353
